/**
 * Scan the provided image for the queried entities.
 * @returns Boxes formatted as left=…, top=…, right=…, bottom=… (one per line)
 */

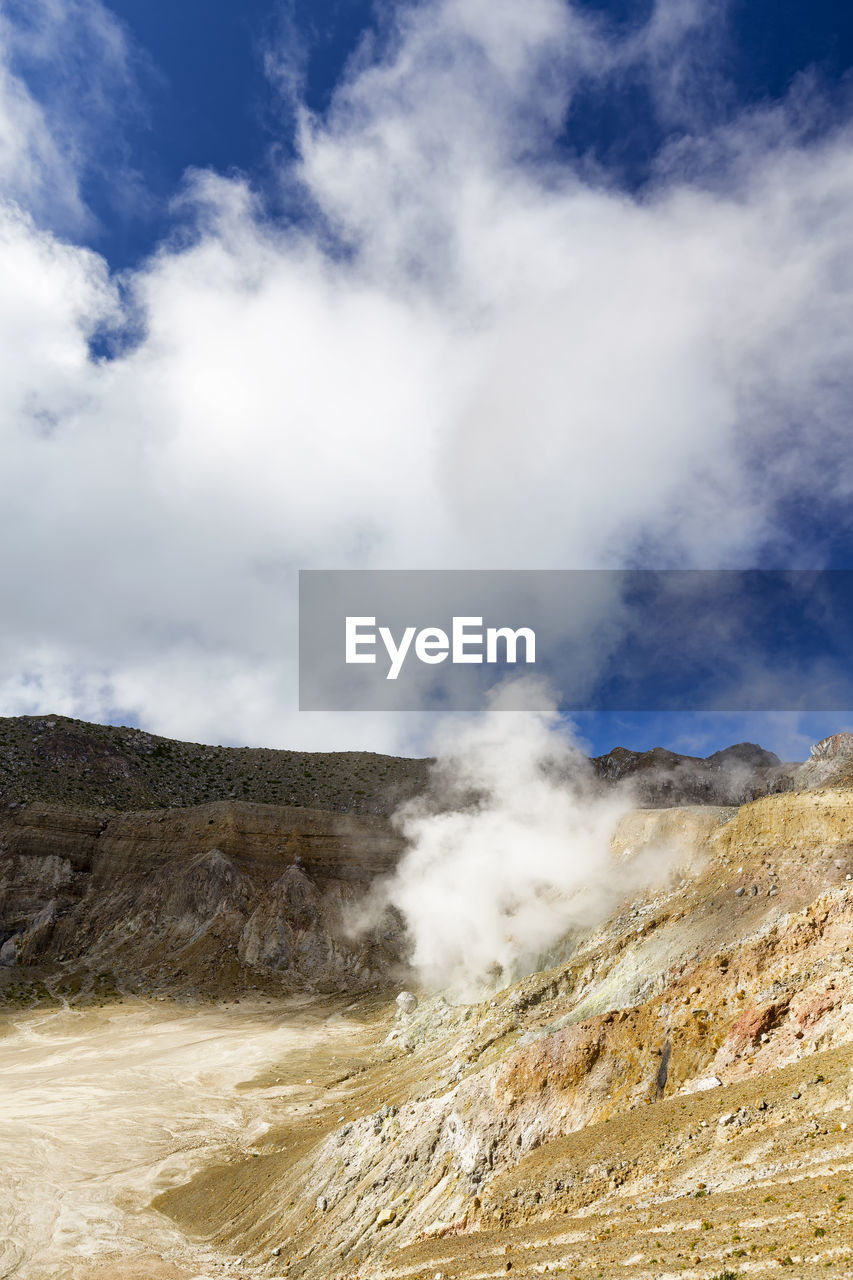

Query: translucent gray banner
left=298, top=570, right=853, bottom=712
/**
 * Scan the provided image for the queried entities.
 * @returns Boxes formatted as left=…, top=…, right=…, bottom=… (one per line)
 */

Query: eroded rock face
left=237, top=864, right=347, bottom=981
left=0, top=800, right=406, bottom=993
left=793, top=731, right=853, bottom=788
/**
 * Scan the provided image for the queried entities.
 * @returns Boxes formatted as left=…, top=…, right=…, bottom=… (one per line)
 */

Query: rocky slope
left=151, top=783, right=853, bottom=1280
left=0, top=800, right=407, bottom=997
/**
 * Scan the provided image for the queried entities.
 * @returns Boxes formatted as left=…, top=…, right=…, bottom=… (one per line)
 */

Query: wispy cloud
left=0, top=0, right=148, bottom=234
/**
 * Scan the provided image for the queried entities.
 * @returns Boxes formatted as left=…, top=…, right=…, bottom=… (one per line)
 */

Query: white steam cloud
left=384, top=679, right=636, bottom=994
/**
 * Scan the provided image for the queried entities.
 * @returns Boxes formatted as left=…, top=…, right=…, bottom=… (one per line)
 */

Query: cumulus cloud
left=0, top=0, right=852, bottom=747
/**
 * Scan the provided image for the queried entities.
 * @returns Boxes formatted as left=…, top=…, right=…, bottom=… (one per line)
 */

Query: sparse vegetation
left=0, top=713, right=430, bottom=815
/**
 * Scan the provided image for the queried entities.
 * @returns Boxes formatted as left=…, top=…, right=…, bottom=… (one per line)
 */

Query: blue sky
left=1, top=0, right=853, bottom=759
left=48, top=0, right=853, bottom=271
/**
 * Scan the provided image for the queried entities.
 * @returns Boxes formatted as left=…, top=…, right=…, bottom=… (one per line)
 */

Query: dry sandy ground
left=0, top=996, right=373, bottom=1280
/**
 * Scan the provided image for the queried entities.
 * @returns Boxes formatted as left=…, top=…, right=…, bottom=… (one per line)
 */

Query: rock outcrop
left=592, top=741, right=795, bottom=805
left=793, top=730, right=853, bottom=789
left=0, top=799, right=406, bottom=994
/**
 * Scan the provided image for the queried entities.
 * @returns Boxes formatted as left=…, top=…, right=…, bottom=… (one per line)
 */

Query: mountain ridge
left=0, top=714, right=806, bottom=815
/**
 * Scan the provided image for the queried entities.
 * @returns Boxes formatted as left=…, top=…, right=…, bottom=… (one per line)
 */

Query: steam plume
left=385, top=679, right=634, bottom=995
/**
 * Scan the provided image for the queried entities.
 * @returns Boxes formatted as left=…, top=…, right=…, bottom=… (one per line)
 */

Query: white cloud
left=0, top=0, right=852, bottom=748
